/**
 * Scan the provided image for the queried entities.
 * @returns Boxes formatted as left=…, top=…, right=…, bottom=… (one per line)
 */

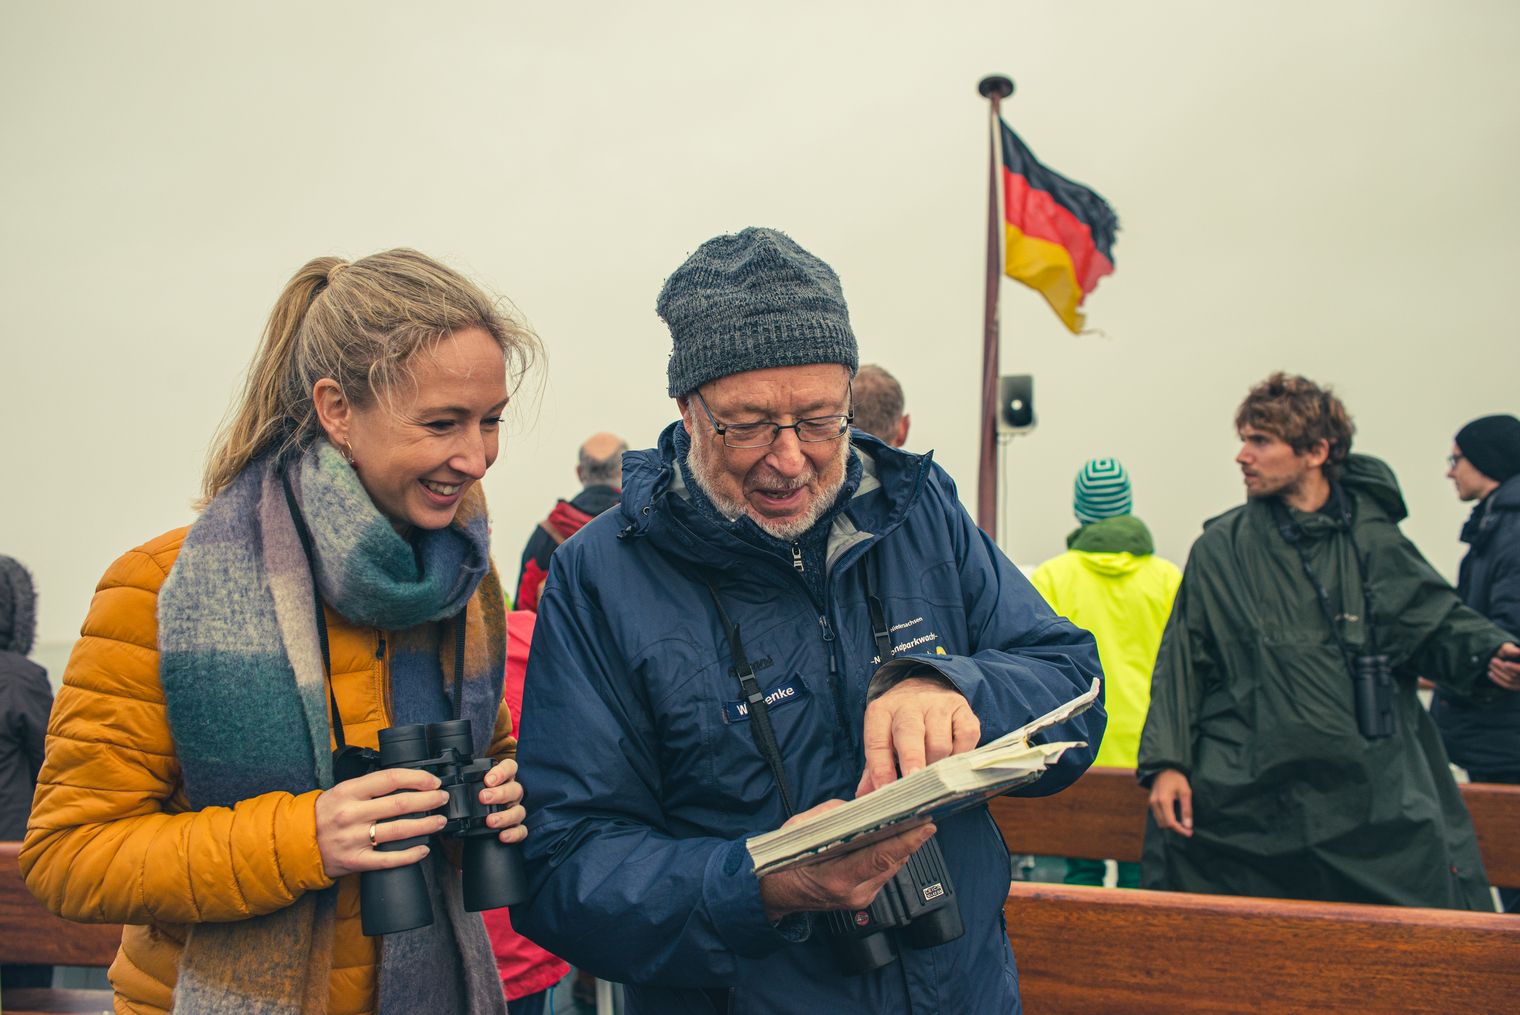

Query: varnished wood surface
left=1, top=841, right=122, bottom=966
left=0, top=986, right=115, bottom=1014
left=991, top=766, right=1520, bottom=887
left=1005, top=881, right=1520, bottom=1014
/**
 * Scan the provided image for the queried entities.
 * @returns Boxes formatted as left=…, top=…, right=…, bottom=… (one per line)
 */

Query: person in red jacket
left=514, top=433, right=625, bottom=611
left=483, top=611, right=570, bottom=1014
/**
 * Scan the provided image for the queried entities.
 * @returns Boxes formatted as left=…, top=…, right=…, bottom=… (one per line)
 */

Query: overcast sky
left=4, top=1, right=1517, bottom=656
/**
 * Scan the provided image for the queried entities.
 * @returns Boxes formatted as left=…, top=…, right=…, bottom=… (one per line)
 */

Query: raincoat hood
left=1339, top=453, right=1407, bottom=523
left=1067, top=515, right=1155, bottom=555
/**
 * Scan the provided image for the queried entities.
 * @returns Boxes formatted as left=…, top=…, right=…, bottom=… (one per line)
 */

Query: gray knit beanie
left=0, top=555, right=37, bottom=656
left=1074, top=458, right=1132, bottom=525
left=658, top=227, right=859, bottom=396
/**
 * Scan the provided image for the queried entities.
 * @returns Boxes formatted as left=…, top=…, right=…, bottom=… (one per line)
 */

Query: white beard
left=686, top=430, right=849, bottom=542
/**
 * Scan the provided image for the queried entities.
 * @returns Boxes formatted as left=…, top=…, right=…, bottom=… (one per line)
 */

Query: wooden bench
left=1003, top=881, right=1520, bottom=1014
left=990, top=766, right=1520, bottom=887
left=1, top=841, right=119, bottom=1015
left=992, top=769, right=1520, bottom=1012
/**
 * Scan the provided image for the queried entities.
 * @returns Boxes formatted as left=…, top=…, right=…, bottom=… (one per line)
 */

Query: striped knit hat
left=1073, top=458, right=1132, bottom=524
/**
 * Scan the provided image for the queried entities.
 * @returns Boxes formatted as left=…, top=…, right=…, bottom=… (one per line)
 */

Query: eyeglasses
left=1448, top=453, right=1465, bottom=468
left=691, top=388, right=853, bottom=449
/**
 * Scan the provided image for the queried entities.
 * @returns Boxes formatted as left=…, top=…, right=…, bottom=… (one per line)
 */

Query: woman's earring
left=344, top=440, right=358, bottom=469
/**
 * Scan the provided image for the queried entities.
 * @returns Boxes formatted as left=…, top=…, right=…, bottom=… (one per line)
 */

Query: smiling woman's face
left=315, top=326, right=508, bottom=532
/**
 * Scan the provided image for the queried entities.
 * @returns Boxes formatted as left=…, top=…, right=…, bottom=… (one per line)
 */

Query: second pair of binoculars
left=824, top=834, right=964, bottom=976
left=357, top=718, right=527, bottom=937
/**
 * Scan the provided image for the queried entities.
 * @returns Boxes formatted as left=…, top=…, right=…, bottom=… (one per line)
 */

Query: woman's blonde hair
left=202, top=249, right=538, bottom=501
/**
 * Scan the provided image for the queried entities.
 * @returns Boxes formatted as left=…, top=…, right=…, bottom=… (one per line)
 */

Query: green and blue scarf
left=158, top=442, right=508, bottom=1015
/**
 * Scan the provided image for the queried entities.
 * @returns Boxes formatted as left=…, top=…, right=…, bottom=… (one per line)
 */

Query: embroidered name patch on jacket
left=722, top=678, right=810, bottom=724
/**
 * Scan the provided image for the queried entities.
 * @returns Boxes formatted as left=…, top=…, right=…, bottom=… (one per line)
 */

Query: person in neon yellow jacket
left=1031, top=458, right=1181, bottom=887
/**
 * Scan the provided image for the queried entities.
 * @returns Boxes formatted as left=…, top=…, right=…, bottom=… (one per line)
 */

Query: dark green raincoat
left=1138, top=454, right=1508, bottom=909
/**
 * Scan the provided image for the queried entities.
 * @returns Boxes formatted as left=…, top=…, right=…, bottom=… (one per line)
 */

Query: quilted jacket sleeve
left=488, top=697, right=517, bottom=763
left=18, top=533, right=334, bottom=925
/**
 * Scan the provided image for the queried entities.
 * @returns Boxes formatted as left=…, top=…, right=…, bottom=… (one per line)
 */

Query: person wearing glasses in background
left=1432, top=414, right=1520, bottom=912
left=509, top=227, right=1105, bottom=1014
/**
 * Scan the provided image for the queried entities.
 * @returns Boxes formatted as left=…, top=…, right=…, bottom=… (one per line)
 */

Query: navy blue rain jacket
left=1433, top=474, right=1520, bottom=775
left=513, top=427, right=1105, bottom=1015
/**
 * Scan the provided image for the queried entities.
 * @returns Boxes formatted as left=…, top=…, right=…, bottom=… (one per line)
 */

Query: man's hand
left=855, top=674, right=980, bottom=797
left=757, top=799, right=937, bottom=922
left=1488, top=643, right=1520, bottom=691
left=1148, top=768, right=1194, bottom=838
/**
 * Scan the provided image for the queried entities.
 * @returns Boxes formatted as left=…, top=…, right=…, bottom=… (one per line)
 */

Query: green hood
left=1338, top=453, right=1407, bottom=523
left=1067, top=515, right=1154, bottom=555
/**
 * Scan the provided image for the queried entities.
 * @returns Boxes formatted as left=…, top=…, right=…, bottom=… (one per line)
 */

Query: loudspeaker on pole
left=997, top=375, right=1035, bottom=433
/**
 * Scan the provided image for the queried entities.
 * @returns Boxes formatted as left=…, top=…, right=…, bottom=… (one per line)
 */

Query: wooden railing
left=990, top=766, right=1520, bottom=887
left=1004, top=881, right=1520, bottom=1014
left=1, top=841, right=118, bottom=1014
left=993, top=768, right=1520, bottom=1013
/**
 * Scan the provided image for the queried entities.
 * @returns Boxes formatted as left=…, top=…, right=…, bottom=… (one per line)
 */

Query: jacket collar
left=1462, top=473, right=1520, bottom=547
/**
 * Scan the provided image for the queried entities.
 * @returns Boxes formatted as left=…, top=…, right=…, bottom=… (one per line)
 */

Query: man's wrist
left=866, top=660, right=958, bottom=700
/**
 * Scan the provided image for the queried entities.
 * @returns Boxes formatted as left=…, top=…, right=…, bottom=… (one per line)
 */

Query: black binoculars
left=1353, top=653, right=1395, bottom=739
left=823, top=834, right=964, bottom=975
left=358, top=719, right=528, bottom=936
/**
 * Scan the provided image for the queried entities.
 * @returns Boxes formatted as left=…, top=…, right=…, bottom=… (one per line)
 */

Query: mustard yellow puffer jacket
left=20, top=528, right=516, bottom=1015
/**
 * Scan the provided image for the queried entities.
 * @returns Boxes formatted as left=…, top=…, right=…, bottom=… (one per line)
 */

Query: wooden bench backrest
left=991, top=767, right=1520, bottom=887
left=1005, top=881, right=1520, bottom=1014
left=0, top=841, right=122, bottom=967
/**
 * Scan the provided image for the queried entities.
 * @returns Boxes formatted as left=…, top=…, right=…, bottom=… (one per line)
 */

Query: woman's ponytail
left=201, top=257, right=344, bottom=501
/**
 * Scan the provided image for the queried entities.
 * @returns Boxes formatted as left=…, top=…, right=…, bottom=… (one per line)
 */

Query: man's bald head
left=578, top=432, right=628, bottom=487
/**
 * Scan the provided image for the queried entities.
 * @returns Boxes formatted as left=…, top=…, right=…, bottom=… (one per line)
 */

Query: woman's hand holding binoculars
left=315, top=768, right=448, bottom=878
left=480, top=757, right=528, bottom=844
left=315, top=758, right=528, bottom=880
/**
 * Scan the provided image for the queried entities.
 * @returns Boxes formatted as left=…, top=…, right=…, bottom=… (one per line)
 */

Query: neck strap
left=1271, top=487, right=1379, bottom=683
left=704, top=578, right=798, bottom=816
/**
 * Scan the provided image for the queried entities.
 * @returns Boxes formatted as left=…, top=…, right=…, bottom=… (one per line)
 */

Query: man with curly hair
left=1138, top=373, right=1520, bottom=908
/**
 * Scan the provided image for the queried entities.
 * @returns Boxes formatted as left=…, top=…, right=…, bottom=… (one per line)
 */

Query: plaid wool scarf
left=158, top=442, right=508, bottom=1015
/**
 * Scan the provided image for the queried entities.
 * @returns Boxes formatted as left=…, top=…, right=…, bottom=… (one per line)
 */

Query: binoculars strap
left=703, top=579, right=799, bottom=817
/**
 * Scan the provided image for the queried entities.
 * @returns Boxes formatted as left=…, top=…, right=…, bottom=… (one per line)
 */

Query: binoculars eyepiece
left=358, top=719, right=528, bottom=937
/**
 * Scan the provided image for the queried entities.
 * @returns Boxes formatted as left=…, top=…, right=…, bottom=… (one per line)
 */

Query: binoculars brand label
left=722, top=679, right=808, bottom=724
left=922, top=883, right=945, bottom=902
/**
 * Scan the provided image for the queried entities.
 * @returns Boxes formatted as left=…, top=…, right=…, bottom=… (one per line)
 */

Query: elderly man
left=513, top=227, right=1104, bottom=1013
left=513, top=431, right=626, bottom=612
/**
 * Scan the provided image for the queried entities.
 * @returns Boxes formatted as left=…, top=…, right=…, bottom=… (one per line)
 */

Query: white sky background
left=3, top=1, right=1517, bottom=654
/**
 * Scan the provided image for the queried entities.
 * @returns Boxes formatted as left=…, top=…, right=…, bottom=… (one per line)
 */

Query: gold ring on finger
left=367, top=822, right=379, bottom=849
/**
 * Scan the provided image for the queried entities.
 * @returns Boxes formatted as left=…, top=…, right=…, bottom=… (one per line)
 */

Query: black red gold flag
left=999, top=119, right=1118, bottom=332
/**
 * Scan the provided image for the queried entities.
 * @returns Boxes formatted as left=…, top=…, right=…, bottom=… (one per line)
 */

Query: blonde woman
left=22, top=250, right=536, bottom=1015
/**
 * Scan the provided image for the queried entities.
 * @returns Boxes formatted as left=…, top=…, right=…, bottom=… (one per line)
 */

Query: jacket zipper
left=818, top=614, right=852, bottom=755
left=790, top=542, right=805, bottom=573
left=378, top=630, right=394, bottom=724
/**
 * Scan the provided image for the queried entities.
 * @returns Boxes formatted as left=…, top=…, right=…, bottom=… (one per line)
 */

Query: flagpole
left=976, top=74, right=1014, bottom=540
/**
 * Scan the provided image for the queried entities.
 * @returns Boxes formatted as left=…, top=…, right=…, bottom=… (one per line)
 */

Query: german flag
left=1000, top=119, right=1117, bottom=333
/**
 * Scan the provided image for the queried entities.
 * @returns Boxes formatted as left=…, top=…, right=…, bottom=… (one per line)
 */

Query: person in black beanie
left=1434, top=413, right=1520, bottom=912
left=0, top=554, right=54, bottom=990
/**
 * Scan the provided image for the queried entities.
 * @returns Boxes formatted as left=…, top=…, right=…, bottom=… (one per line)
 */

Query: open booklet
left=746, top=679, right=1100, bottom=876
